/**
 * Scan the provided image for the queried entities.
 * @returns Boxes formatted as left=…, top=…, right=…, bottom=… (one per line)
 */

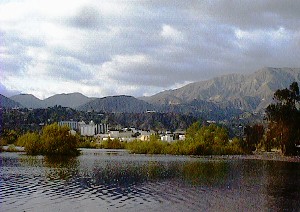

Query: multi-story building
left=80, top=121, right=109, bottom=136
left=59, top=120, right=109, bottom=136
left=81, top=121, right=96, bottom=136
left=96, top=123, right=109, bottom=134
left=58, top=121, right=79, bottom=130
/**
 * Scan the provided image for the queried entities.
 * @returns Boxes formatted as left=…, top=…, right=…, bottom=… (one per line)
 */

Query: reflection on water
left=265, top=161, right=300, bottom=211
left=43, top=156, right=79, bottom=181
left=0, top=150, right=300, bottom=211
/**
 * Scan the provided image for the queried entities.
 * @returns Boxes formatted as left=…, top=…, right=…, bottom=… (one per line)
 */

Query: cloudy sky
left=1, top=0, right=300, bottom=99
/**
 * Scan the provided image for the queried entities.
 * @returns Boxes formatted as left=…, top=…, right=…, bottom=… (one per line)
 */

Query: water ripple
left=1, top=152, right=300, bottom=211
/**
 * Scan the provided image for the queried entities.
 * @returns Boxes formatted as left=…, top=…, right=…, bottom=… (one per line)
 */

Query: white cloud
left=0, top=0, right=299, bottom=98
left=160, top=24, right=185, bottom=42
left=235, top=27, right=290, bottom=42
left=101, top=54, right=149, bottom=74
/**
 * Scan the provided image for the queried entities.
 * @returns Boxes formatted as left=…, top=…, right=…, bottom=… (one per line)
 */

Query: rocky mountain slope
left=141, top=67, right=300, bottom=111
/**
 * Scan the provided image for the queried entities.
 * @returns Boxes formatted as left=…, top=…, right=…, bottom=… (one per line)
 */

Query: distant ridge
left=10, top=92, right=92, bottom=109
left=43, top=92, right=92, bottom=108
left=77, top=95, right=155, bottom=113
left=0, top=94, right=23, bottom=108
left=10, top=94, right=43, bottom=109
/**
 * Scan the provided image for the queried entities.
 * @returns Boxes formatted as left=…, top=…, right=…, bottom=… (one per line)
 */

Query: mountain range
left=9, top=92, right=93, bottom=109
left=2, top=67, right=300, bottom=120
left=141, top=67, right=300, bottom=112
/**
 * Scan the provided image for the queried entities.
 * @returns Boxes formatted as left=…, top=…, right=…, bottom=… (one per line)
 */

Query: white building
left=161, top=135, right=174, bottom=142
left=139, top=130, right=151, bottom=136
left=96, top=124, right=109, bottom=134
left=78, top=121, right=109, bottom=136
left=58, top=120, right=109, bottom=137
left=179, top=135, right=186, bottom=141
left=81, top=121, right=96, bottom=136
left=139, top=135, right=150, bottom=141
left=59, top=121, right=79, bottom=130
left=109, top=130, right=120, bottom=138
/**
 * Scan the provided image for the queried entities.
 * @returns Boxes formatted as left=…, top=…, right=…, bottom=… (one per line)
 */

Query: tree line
left=0, top=106, right=196, bottom=145
left=126, top=123, right=245, bottom=155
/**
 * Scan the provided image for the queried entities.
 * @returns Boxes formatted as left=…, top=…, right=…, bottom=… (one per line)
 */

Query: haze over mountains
left=2, top=67, right=300, bottom=119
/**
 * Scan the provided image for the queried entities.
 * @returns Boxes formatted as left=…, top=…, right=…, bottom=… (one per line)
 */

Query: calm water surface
left=1, top=149, right=300, bottom=211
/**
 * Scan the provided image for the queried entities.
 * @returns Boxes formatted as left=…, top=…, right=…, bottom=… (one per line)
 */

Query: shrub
left=126, top=123, right=247, bottom=155
left=17, top=132, right=42, bottom=155
left=41, top=123, right=79, bottom=156
left=17, top=123, right=80, bottom=156
left=0, top=138, right=7, bottom=146
left=77, top=141, right=99, bottom=148
left=100, top=138, right=125, bottom=149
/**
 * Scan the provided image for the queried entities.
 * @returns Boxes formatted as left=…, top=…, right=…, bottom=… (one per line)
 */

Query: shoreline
left=2, top=146, right=300, bottom=162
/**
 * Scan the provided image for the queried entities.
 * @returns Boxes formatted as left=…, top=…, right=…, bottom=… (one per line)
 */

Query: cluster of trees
left=106, top=112, right=196, bottom=132
left=126, top=123, right=245, bottom=155
left=265, top=82, right=300, bottom=155
left=17, top=123, right=80, bottom=156
left=0, top=129, right=19, bottom=146
left=78, top=138, right=125, bottom=149
left=243, top=124, right=264, bottom=153
left=1, top=106, right=196, bottom=135
left=242, top=82, right=300, bottom=156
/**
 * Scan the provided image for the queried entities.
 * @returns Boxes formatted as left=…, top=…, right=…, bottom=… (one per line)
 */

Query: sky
left=1, top=0, right=300, bottom=99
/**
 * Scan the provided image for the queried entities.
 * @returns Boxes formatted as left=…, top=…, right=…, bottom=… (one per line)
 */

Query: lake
left=1, top=149, right=300, bottom=211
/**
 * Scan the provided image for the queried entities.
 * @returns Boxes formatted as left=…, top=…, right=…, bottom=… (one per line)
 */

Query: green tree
left=41, top=123, right=79, bottom=156
left=101, top=137, right=124, bottom=149
left=243, top=124, right=264, bottom=153
left=266, top=82, right=300, bottom=155
left=17, top=132, right=41, bottom=155
left=2, top=129, right=19, bottom=144
left=185, top=123, right=233, bottom=155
